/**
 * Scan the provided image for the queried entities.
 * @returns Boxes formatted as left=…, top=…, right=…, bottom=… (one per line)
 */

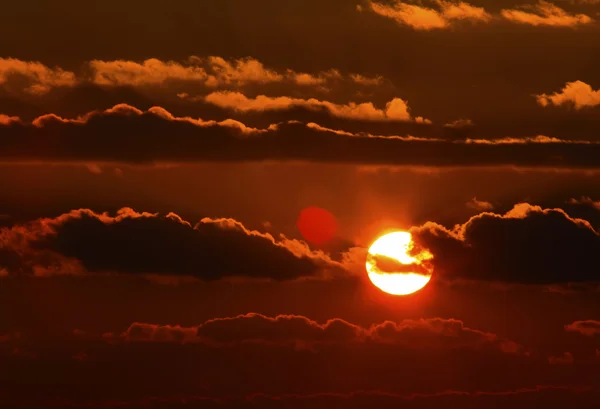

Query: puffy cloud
left=1, top=104, right=600, bottom=168
left=0, top=114, right=20, bottom=125
left=466, top=197, right=494, bottom=211
left=89, top=56, right=289, bottom=88
left=0, top=208, right=339, bottom=279
left=536, top=81, right=600, bottom=109
left=367, top=1, right=592, bottom=29
left=567, top=197, right=600, bottom=210
left=201, top=91, right=430, bottom=122
left=366, top=0, right=491, bottom=30
left=501, top=1, right=593, bottom=27
left=89, top=58, right=210, bottom=86
left=565, top=320, right=600, bottom=336
left=0, top=58, right=76, bottom=94
left=411, top=203, right=600, bottom=284
left=0, top=57, right=384, bottom=96
left=85, top=56, right=382, bottom=90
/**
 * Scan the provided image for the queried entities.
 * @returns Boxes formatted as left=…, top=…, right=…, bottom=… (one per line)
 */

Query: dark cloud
left=110, top=314, right=521, bottom=354
left=1, top=313, right=596, bottom=405
left=411, top=203, right=600, bottom=284
left=1, top=104, right=600, bottom=168
left=3, top=386, right=597, bottom=409
left=4, top=201, right=600, bottom=286
left=0, top=208, right=337, bottom=279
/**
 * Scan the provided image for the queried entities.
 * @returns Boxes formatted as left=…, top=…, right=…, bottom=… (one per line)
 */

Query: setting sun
left=366, top=231, right=433, bottom=296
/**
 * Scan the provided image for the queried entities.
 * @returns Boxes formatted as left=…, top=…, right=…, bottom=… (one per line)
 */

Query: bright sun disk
left=366, top=231, right=433, bottom=296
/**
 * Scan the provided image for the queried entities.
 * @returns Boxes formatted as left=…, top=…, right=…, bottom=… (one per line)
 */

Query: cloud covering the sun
left=3, top=201, right=600, bottom=286
left=411, top=203, right=600, bottom=284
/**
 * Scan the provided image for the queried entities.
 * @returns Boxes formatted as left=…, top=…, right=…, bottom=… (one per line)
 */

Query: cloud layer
left=3, top=201, right=600, bottom=286
left=200, top=92, right=430, bottom=122
left=1, top=104, right=599, bottom=168
left=0, top=56, right=383, bottom=95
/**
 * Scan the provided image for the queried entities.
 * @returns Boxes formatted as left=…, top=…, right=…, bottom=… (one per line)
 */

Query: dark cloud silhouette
left=109, top=314, right=520, bottom=353
left=0, top=208, right=338, bottom=279
left=412, top=203, right=600, bottom=284
left=4, top=202, right=600, bottom=286
left=1, top=313, right=596, bottom=406
left=1, top=104, right=600, bottom=169
left=3, top=386, right=597, bottom=409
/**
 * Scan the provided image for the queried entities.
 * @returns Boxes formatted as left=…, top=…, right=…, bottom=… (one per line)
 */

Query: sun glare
left=366, top=231, right=433, bottom=296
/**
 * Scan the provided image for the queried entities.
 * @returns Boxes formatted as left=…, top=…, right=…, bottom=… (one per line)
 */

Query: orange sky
left=1, top=1, right=600, bottom=408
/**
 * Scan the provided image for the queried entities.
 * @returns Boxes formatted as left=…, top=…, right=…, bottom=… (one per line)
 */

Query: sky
left=2, top=1, right=600, bottom=408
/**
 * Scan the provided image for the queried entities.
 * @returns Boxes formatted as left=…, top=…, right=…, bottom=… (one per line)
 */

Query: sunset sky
left=2, top=1, right=600, bottom=408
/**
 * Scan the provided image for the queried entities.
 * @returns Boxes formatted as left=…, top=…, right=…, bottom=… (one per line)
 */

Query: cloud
left=0, top=208, right=339, bottom=279
left=366, top=1, right=491, bottom=30
left=445, top=118, right=474, bottom=128
left=89, top=56, right=297, bottom=88
left=0, top=57, right=385, bottom=97
left=366, top=1, right=592, bottom=29
left=5, top=313, right=594, bottom=406
left=1, top=104, right=600, bottom=168
left=89, top=58, right=211, bottom=86
left=12, top=387, right=593, bottom=409
left=350, top=73, right=384, bottom=86
left=466, top=197, right=494, bottom=211
left=411, top=203, right=600, bottom=284
left=536, top=81, right=600, bottom=109
left=201, top=91, right=430, bottom=122
left=567, top=197, right=600, bottom=210
left=464, top=135, right=594, bottom=144
left=108, top=313, right=522, bottom=354
left=565, top=320, right=600, bottom=336
left=0, top=114, right=20, bottom=125
left=501, top=1, right=593, bottom=27
left=548, top=352, right=575, bottom=364
left=0, top=58, right=76, bottom=94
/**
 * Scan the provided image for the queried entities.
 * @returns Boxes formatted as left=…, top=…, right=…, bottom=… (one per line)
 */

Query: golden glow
left=366, top=231, right=433, bottom=296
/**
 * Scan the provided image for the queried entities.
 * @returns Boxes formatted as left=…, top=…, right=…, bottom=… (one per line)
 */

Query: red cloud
left=109, top=313, right=523, bottom=354
left=565, top=320, right=600, bottom=336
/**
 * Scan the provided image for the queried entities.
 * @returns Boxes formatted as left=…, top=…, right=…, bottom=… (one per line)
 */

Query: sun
left=366, top=231, right=433, bottom=296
